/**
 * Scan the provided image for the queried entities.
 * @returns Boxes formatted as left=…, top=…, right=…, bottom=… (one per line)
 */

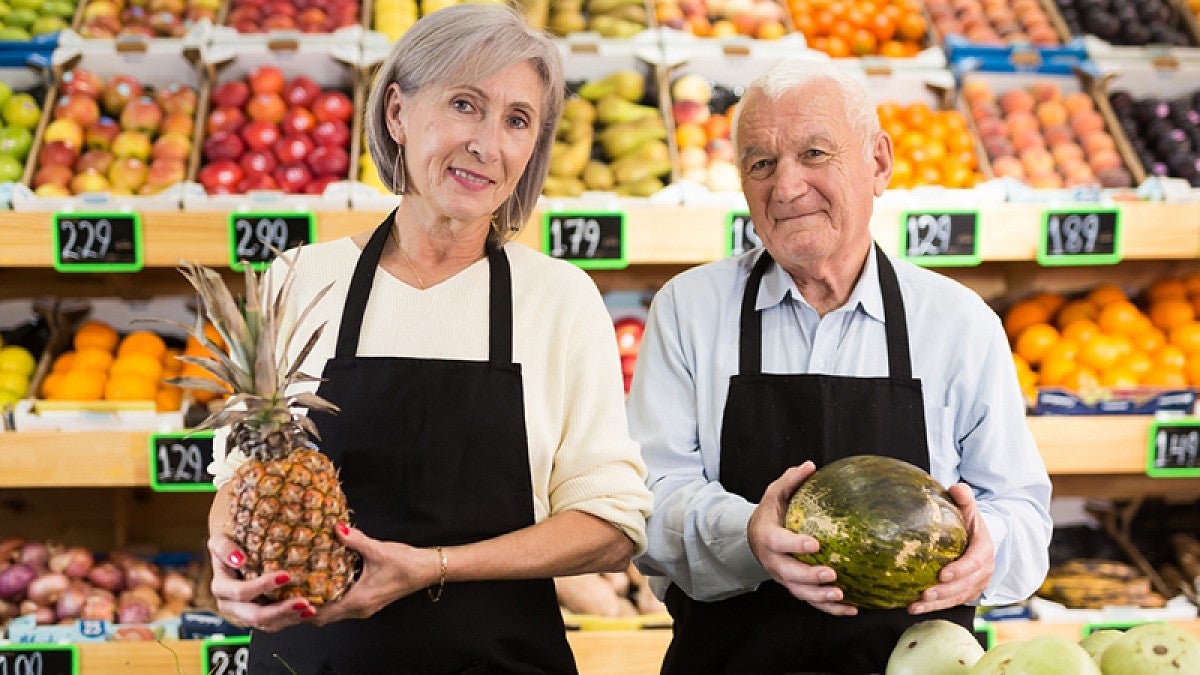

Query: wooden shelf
left=2, top=202, right=1197, bottom=268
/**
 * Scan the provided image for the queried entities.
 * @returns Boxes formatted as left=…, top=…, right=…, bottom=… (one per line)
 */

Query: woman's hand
left=307, top=524, right=442, bottom=626
left=909, top=483, right=994, bottom=614
left=747, top=462, right=857, bottom=617
left=208, top=534, right=313, bottom=632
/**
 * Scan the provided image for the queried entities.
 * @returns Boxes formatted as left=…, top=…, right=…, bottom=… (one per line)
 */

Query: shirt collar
left=755, top=245, right=887, bottom=322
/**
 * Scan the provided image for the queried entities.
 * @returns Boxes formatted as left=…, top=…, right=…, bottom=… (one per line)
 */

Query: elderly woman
left=203, top=5, right=652, bottom=672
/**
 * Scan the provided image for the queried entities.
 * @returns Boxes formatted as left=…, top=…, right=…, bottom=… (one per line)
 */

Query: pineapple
left=168, top=257, right=357, bottom=606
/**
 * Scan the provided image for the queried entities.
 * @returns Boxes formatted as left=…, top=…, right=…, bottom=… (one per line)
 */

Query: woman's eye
left=508, top=115, right=529, bottom=129
left=452, top=99, right=475, bottom=113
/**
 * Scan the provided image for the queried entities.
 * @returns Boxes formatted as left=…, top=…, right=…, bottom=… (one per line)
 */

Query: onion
left=81, top=590, right=115, bottom=621
left=55, top=581, right=89, bottom=619
left=124, top=560, right=162, bottom=590
left=0, top=598, right=18, bottom=619
left=19, top=541, right=49, bottom=570
left=32, top=605, right=55, bottom=625
left=162, top=570, right=194, bottom=604
left=49, top=547, right=93, bottom=578
left=117, top=599, right=153, bottom=624
left=0, top=563, right=36, bottom=601
left=26, top=571, right=69, bottom=605
left=121, top=585, right=162, bottom=612
left=87, top=562, right=125, bottom=593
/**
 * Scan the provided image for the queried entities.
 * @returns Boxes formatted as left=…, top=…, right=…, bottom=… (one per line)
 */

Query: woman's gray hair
left=364, top=3, right=564, bottom=246
left=732, top=59, right=881, bottom=160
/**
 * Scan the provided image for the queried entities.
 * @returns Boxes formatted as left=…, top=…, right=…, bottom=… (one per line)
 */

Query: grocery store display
left=37, top=320, right=184, bottom=410
left=1053, top=0, right=1194, bottom=47
left=1109, top=88, right=1200, bottom=186
left=784, top=455, right=967, bottom=609
left=224, top=0, right=359, bottom=33
left=881, top=100, right=982, bottom=188
left=0, top=83, right=41, bottom=184
left=1098, top=621, right=1200, bottom=674
left=671, top=72, right=740, bottom=191
left=76, top=0, right=216, bottom=39
left=171, top=261, right=357, bottom=606
left=1037, top=558, right=1165, bottom=608
left=548, top=0, right=648, bottom=38
left=884, top=619, right=984, bottom=675
left=0, top=0, right=76, bottom=40
left=925, top=0, right=1061, bottom=47
left=0, top=342, right=37, bottom=405
left=654, top=0, right=789, bottom=40
left=972, top=634, right=1099, bottom=674
left=786, top=0, right=928, bottom=58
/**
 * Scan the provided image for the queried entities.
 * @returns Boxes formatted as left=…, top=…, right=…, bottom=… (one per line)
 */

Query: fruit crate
left=0, top=0, right=80, bottom=50
left=11, top=39, right=204, bottom=211
left=67, top=0, right=214, bottom=45
left=0, top=54, right=53, bottom=202
left=348, top=38, right=400, bottom=211
left=545, top=0, right=655, bottom=40
left=776, top=0, right=947, bottom=65
left=654, top=0, right=794, bottom=43
left=183, top=37, right=362, bottom=212
left=210, top=0, right=364, bottom=38
left=931, top=0, right=1089, bottom=70
left=1049, top=0, right=1200, bottom=57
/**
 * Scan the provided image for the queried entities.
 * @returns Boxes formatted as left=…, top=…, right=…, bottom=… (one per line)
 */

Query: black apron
left=250, top=213, right=577, bottom=674
left=660, top=245, right=973, bottom=675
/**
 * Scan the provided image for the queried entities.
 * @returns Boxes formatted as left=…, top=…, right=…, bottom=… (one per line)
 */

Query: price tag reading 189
left=727, top=212, right=761, bottom=257
left=53, top=212, right=142, bottom=272
left=202, top=636, right=251, bottom=675
left=542, top=212, right=627, bottom=270
left=149, top=431, right=217, bottom=492
left=900, top=210, right=980, bottom=267
left=1037, top=208, right=1121, bottom=266
left=0, top=644, right=78, bottom=675
left=228, top=212, right=315, bottom=271
left=1146, top=419, right=1200, bottom=478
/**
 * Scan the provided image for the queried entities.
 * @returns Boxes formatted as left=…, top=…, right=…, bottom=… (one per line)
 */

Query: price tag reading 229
left=542, top=212, right=627, bottom=270
left=228, top=212, right=315, bottom=271
left=53, top=212, right=143, bottom=273
left=1037, top=208, right=1121, bottom=266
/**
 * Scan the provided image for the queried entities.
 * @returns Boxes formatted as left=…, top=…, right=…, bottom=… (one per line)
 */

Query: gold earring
left=393, top=145, right=407, bottom=194
left=490, top=213, right=500, bottom=233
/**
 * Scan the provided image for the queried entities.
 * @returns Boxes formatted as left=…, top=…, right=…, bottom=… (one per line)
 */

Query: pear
left=615, top=176, right=663, bottom=197
left=549, top=137, right=592, bottom=179
left=582, top=160, right=614, bottom=191
left=548, top=11, right=585, bottom=36
left=595, top=96, right=658, bottom=125
left=542, top=175, right=585, bottom=197
left=599, top=121, right=667, bottom=158
left=579, top=70, right=645, bottom=104
left=562, top=96, right=596, bottom=125
left=589, top=16, right=645, bottom=38
left=585, top=0, right=642, bottom=15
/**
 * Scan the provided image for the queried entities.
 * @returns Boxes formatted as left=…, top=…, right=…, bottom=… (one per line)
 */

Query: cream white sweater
left=209, top=238, right=651, bottom=553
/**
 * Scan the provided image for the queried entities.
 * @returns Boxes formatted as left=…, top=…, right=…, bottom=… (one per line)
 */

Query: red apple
left=211, top=80, right=250, bottom=109
left=37, top=140, right=79, bottom=169
left=152, top=132, right=192, bottom=162
left=239, top=149, right=278, bottom=177
left=54, top=95, right=101, bottom=127
left=75, top=148, right=114, bottom=174
left=161, top=112, right=195, bottom=137
left=237, top=173, right=280, bottom=192
left=206, top=106, right=246, bottom=135
left=85, top=117, right=122, bottom=149
left=203, top=130, right=246, bottom=162
left=226, top=6, right=260, bottom=24
left=198, top=159, right=244, bottom=193
left=273, top=162, right=312, bottom=193
left=298, top=10, right=329, bottom=32
left=307, top=145, right=349, bottom=177
left=272, top=133, right=314, bottom=164
left=282, top=75, right=321, bottom=108
left=33, top=164, right=74, bottom=189
left=102, top=74, right=144, bottom=117
left=232, top=18, right=260, bottom=32
left=311, top=119, right=349, bottom=148
left=60, top=69, right=105, bottom=99
left=111, top=130, right=152, bottom=161
left=246, top=92, right=286, bottom=124
left=312, top=91, right=352, bottom=123
left=144, top=157, right=187, bottom=191
left=247, top=65, right=285, bottom=95
left=240, top=120, right=280, bottom=152
left=279, top=107, right=316, bottom=136
left=261, top=14, right=297, bottom=29
left=108, top=156, right=149, bottom=191
left=154, top=83, right=197, bottom=117
left=613, top=317, right=644, bottom=356
left=304, top=174, right=339, bottom=194
left=120, top=96, right=164, bottom=133
left=262, top=0, right=296, bottom=16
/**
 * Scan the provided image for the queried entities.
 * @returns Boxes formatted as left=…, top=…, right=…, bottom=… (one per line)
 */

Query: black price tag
left=972, top=620, right=995, bottom=650
left=900, top=210, right=981, bottom=267
left=228, top=212, right=315, bottom=271
left=202, top=635, right=251, bottom=675
left=1146, top=419, right=1200, bottom=478
left=727, top=212, right=761, bottom=257
left=542, top=212, right=627, bottom=270
left=149, top=431, right=217, bottom=492
left=52, top=212, right=142, bottom=273
left=1082, top=620, right=1143, bottom=636
left=1038, top=208, right=1121, bottom=266
left=0, top=645, right=79, bottom=675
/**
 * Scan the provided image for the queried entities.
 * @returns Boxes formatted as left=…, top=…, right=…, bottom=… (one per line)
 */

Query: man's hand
left=747, top=462, right=857, bottom=617
left=909, top=483, right=994, bottom=614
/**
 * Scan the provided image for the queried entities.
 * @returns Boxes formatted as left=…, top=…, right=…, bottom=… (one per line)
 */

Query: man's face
left=735, top=80, right=891, bottom=268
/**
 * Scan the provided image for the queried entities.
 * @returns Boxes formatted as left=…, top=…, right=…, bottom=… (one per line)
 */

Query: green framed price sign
left=0, top=644, right=79, bottom=674
left=202, top=635, right=251, bottom=675
left=542, top=211, right=627, bottom=269
left=1146, top=418, right=1200, bottom=478
left=1037, top=208, right=1121, bottom=266
left=148, top=431, right=217, bottom=492
left=973, top=619, right=995, bottom=650
left=52, top=212, right=143, bottom=272
left=726, top=211, right=761, bottom=257
left=1081, top=619, right=1153, bottom=637
left=229, top=212, right=315, bottom=271
left=900, top=210, right=981, bottom=267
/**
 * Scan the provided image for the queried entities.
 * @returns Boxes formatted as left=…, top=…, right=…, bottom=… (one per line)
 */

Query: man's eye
left=747, top=158, right=774, bottom=175
left=804, top=149, right=829, bottom=159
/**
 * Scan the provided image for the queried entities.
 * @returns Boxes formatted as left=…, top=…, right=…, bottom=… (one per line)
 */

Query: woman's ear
left=384, top=82, right=405, bottom=145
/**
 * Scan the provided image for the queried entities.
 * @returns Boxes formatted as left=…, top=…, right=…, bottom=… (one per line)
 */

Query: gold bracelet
left=427, top=546, right=446, bottom=603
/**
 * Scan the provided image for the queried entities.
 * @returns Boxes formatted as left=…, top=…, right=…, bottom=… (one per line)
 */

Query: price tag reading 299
left=228, top=212, right=315, bottom=271
left=542, top=212, right=627, bottom=270
left=1037, top=208, right=1121, bottom=266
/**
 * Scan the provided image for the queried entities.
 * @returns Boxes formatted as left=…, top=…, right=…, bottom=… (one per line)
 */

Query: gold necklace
left=392, top=225, right=428, bottom=290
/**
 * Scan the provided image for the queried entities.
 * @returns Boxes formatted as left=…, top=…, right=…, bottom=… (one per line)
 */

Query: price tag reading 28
left=1146, top=419, right=1200, bottom=478
left=0, top=644, right=78, bottom=675
left=202, top=636, right=251, bottom=675
left=542, top=212, right=626, bottom=270
left=52, top=212, right=143, bottom=272
left=149, top=431, right=217, bottom=492
left=900, top=210, right=980, bottom=267
left=228, top=212, right=315, bottom=271
left=1037, top=208, right=1121, bottom=266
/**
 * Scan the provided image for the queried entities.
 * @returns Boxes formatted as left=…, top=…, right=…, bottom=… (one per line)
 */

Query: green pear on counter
left=579, top=70, right=645, bottom=103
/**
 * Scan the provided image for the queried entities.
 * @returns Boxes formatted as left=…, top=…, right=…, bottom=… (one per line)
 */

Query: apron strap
left=487, top=244, right=513, bottom=365
left=737, top=244, right=915, bottom=379
left=334, top=209, right=394, bottom=358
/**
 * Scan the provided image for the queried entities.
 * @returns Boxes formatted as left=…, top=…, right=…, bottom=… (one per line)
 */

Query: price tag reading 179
left=1146, top=419, right=1200, bottom=478
left=542, top=212, right=627, bottom=270
left=202, top=636, right=251, bottom=675
left=53, top=212, right=142, bottom=273
left=228, top=212, right=315, bottom=271
left=1037, top=208, right=1121, bottom=266
left=0, top=644, right=79, bottom=675
left=900, top=210, right=981, bottom=267
left=148, top=431, right=217, bottom=492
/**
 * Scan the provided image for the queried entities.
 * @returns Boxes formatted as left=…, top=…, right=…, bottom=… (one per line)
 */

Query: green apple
left=41, top=0, right=75, bottom=17
left=0, top=369, right=29, bottom=398
left=0, top=125, right=33, bottom=159
left=0, top=2, right=12, bottom=22
left=4, top=6, right=36, bottom=27
left=0, top=81, right=12, bottom=109
left=8, top=0, right=42, bottom=11
left=0, top=25, right=31, bottom=40
left=0, top=345, right=36, bottom=377
left=1, top=93, right=40, bottom=129
left=29, top=14, right=66, bottom=34
left=0, top=154, right=22, bottom=182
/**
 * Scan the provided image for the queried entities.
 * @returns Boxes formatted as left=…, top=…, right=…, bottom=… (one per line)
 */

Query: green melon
left=784, top=455, right=968, bottom=608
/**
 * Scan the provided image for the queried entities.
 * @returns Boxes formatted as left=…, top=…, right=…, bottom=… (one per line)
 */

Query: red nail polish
left=292, top=602, right=307, bottom=612
left=275, top=573, right=291, bottom=585
left=337, top=523, right=349, bottom=536
left=301, top=609, right=316, bottom=619
left=228, top=551, right=245, bottom=567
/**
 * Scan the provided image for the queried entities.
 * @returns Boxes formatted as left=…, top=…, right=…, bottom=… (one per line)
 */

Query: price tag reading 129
left=202, top=635, right=251, bottom=675
left=542, top=212, right=627, bottom=270
left=53, top=212, right=142, bottom=272
left=0, top=644, right=79, bottom=675
left=228, top=212, right=315, bottom=271
left=1146, top=419, right=1200, bottom=478
left=1037, top=208, right=1121, bottom=266
left=149, top=431, right=217, bottom=492
left=900, top=210, right=980, bottom=267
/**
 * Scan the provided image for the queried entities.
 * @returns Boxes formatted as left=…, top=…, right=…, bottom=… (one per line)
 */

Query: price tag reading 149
left=1038, top=208, right=1121, bottom=266
left=542, top=212, right=626, bottom=270
left=53, top=212, right=142, bottom=273
left=202, top=635, right=250, bottom=675
left=149, top=432, right=217, bottom=492
left=1146, top=419, right=1200, bottom=478
left=229, top=212, right=315, bottom=271
left=900, top=210, right=980, bottom=267
left=0, top=644, right=78, bottom=675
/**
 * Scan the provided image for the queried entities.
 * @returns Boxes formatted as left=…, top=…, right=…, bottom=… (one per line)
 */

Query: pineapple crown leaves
left=166, top=251, right=340, bottom=433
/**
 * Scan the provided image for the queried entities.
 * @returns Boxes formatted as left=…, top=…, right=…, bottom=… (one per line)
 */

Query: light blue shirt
left=628, top=245, right=1053, bottom=605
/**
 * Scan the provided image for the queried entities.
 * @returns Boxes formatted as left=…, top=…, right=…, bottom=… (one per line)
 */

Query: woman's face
left=388, top=60, right=544, bottom=227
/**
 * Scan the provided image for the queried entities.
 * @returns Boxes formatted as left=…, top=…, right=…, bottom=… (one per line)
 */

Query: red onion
left=87, top=562, right=125, bottom=593
left=48, top=547, right=93, bottom=578
left=0, top=562, right=36, bottom=601
left=117, top=599, right=153, bottom=624
left=81, top=590, right=115, bottom=621
left=162, top=570, right=194, bottom=604
left=32, top=605, right=55, bottom=625
left=25, top=571, right=69, bottom=605
left=124, top=560, right=162, bottom=590
left=55, top=581, right=89, bottom=619
left=19, top=541, right=49, bottom=570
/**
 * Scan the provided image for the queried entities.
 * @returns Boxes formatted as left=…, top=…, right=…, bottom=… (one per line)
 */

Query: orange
left=52, top=352, right=76, bottom=373
left=1099, top=365, right=1140, bottom=389
left=155, top=386, right=183, bottom=412
left=1146, top=278, right=1188, bottom=303
left=117, top=331, right=167, bottom=361
left=675, top=123, right=707, bottom=150
left=1078, top=334, right=1124, bottom=372
left=1059, top=365, right=1101, bottom=394
left=902, top=103, right=933, bottom=130
left=1129, top=327, right=1166, bottom=354
left=824, top=35, right=851, bottom=57
left=1038, top=340, right=1078, bottom=386
left=1004, top=299, right=1051, bottom=341
left=1116, top=351, right=1153, bottom=377
left=1153, top=344, right=1187, bottom=371
left=1031, top=291, right=1065, bottom=316
left=1143, top=365, right=1187, bottom=388
left=104, top=373, right=158, bottom=401
left=850, top=28, right=878, bottom=56
left=58, top=369, right=106, bottom=401
left=792, top=12, right=817, bottom=38
left=879, top=40, right=909, bottom=57
left=896, top=11, right=926, bottom=41
left=1014, top=323, right=1059, bottom=365
left=890, top=157, right=914, bottom=188
left=869, top=12, right=896, bottom=42
left=111, top=353, right=164, bottom=381
left=1182, top=272, right=1200, bottom=296
left=73, top=347, right=114, bottom=373
left=876, top=101, right=902, bottom=122
left=1149, top=299, right=1195, bottom=332
left=1097, top=300, right=1144, bottom=336
left=1055, top=300, right=1098, bottom=328
left=73, top=320, right=119, bottom=353
left=1060, top=318, right=1100, bottom=344
left=703, top=114, right=731, bottom=141
left=39, top=372, right=63, bottom=399
left=1169, top=321, right=1200, bottom=352
left=1086, top=283, right=1127, bottom=308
